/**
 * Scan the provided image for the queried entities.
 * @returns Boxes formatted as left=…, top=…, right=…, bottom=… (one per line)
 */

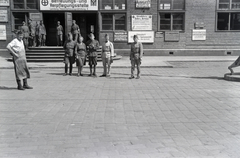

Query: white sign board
left=40, top=0, right=98, bottom=11
left=128, top=31, right=154, bottom=43
left=136, top=0, right=151, bottom=8
left=0, top=25, right=6, bottom=40
left=0, top=10, right=7, bottom=22
left=192, top=29, right=206, bottom=41
left=0, top=0, right=9, bottom=6
left=132, top=15, right=152, bottom=30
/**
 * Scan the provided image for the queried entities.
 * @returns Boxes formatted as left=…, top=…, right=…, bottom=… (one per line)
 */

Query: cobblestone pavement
left=0, top=61, right=240, bottom=158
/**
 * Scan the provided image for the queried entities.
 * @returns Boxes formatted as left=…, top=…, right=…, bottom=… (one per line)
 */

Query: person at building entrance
left=35, top=21, right=40, bottom=47
left=39, top=20, right=46, bottom=46
left=6, top=30, right=33, bottom=90
left=100, top=34, right=114, bottom=77
left=21, top=21, right=29, bottom=49
left=63, top=33, right=76, bottom=76
left=71, top=20, right=80, bottom=42
left=28, top=19, right=35, bottom=47
left=86, top=33, right=99, bottom=77
left=129, top=35, right=143, bottom=79
left=56, top=21, right=64, bottom=46
left=75, top=36, right=86, bottom=77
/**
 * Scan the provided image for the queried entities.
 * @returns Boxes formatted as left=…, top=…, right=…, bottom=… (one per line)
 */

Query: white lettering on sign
left=128, top=31, right=154, bottom=43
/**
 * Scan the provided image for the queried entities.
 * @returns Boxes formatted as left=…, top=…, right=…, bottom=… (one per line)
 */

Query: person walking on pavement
left=28, top=19, right=35, bottom=47
left=56, top=21, right=64, bottom=46
left=35, top=21, right=40, bottom=47
left=21, top=21, right=29, bottom=49
left=63, top=33, right=76, bottom=76
left=71, top=20, right=80, bottom=42
left=129, top=35, right=143, bottom=79
left=100, top=34, right=114, bottom=77
left=75, top=36, right=86, bottom=77
left=6, top=30, right=33, bottom=90
left=86, top=33, right=99, bottom=77
left=39, top=20, right=46, bottom=46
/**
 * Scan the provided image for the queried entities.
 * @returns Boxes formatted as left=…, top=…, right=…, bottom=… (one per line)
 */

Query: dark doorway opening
left=43, top=13, right=65, bottom=46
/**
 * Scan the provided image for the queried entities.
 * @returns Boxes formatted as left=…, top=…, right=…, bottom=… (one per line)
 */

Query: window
left=159, top=0, right=185, bottom=10
left=102, top=14, right=126, bottom=30
left=12, top=12, right=28, bottom=30
left=217, top=0, right=240, bottom=31
left=158, top=0, right=185, bottom=31
left=12, top=0, right=37, bottom=9
left=100, top=0, right=126, bottom=10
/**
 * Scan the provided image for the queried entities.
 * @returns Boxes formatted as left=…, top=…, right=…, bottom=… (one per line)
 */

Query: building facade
left=0, top=0, right=240, bottom=55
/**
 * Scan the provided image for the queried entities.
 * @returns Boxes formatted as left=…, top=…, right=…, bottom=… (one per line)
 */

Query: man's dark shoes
left=129, top=76, right=135, bottom=79
left=100, top=74, right=106, bottom=77
left=17, top=86, right=25, bottom=90
left=23, top=85, right=33, bottom=89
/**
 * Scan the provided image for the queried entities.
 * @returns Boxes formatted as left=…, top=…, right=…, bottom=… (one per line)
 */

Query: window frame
left=158, top=0, right=186, bottom=32
left=100, top=12, right=127, bottom=31
left=216, top=0, right=240, bottom=31
left=11, top=0, right=38, bottom=10
left=99, top=0, right=127, bottom=10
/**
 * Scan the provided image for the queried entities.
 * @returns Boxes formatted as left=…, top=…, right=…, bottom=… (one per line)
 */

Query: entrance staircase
left=25, top=46, right=122, bottom=62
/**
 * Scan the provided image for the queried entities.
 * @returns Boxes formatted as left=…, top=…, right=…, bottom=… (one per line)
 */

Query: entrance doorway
left=43, top=13, right=65, bottom=46
left=43, top=12, right=98, bottom=46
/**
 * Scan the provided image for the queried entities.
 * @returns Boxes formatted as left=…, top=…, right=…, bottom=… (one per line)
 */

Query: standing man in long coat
left=39, top=20, right=46, bottom=46
left=71, top=20, right=80, bottom=42
left=21, top=21, right=29, bottom=49
left=28, top=19, right=35, bottom=47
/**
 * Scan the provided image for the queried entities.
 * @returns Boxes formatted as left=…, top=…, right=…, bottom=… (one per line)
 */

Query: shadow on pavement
left=187, top=76, right=224, bottom=80
left=0, top=86, right=17, bottom=90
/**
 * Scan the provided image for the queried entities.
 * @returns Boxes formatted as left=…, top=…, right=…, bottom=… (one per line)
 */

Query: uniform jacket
left=102, top=41, right=114, bottom=57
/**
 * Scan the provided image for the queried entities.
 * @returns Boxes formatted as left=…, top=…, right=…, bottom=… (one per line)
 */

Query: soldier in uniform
left=28, top=19, right=35, bottom=47
left=100, top=34, right=114, bottom=77
left=56, top=21, right=64, bottom=46
left=86, top=33, right=99, bottom=77
left=39, top=20, right=46, bottom=46
left=129, top=35, right=143, bottom=79
left=35, top=21, right=40, bottom=47
left=21, top=21, right=29, bottom=49
left=71, top=20, right=80, bottom=42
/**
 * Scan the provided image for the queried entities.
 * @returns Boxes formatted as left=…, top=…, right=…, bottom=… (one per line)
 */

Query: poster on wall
left=0, top=0, right=9, bottom=6
left=0, top=25, right=6, bottom=40
left=114, top=32, right=128, bottom=42
left=136, top=0, right=151, bottom=8
left=0, top=9, right=7, bottom=22
left=192, top=29, right=206, bottom=41
left=128, top=31, right=154, bottom=43
left=132, top=15, right=152, bottom=30
left=40, top=0, right=98, bottom=11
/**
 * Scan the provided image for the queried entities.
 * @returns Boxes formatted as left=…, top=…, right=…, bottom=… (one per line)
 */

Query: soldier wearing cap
left=56, top=21, right=64, bottom=46
left=86, top=33, right=99, bottom=76
left=71, top=20, right=80, bottom=42
left=129, top=35, right=143, bottom=79
left=39, top=20, right=46, bottom=46
left=21, top=21, right=29, bottom=49
left=28, top=19, right=35, bottom=47
left=100, top=34, right=114, bottom=77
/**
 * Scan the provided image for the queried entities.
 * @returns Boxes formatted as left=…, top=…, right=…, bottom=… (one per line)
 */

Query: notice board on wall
left=114, top=32, right=128, bottom=42
left=0, top=25, right=6, bottom=40
left=128, top=31, right=154, bottom=43
left=131, top=15, right=152, bottom=31
left=164, top=31, right=180, bottom=42
left=192, top=29, right=206, bottom=41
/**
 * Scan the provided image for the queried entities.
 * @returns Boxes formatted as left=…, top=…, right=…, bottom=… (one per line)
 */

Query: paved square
left=0, top=61, right=240, bottom=158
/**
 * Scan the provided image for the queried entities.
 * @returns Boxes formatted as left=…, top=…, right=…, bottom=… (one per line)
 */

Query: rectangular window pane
left=173, top=0, right=185, bottom=10
left=27, top=0, right=37, bottom=9
left=13, top=0, right=24, bottom=9
left=230, top=13, right=240, bottom=30
left=115, top=0, right=126, bottom=10
left=115, top=14, right=126, bottom=30
left=160, top=13, right=171, bottom=30
left=219, top=0, right=230, bottom=9
left=232, top=0, right=240, bottom=9
left=13, top=13, right=25, bottom=30
left=159, top=0, right=171, bottom=10
left=101, top=0, right=113, bottom=10
left=217, top=13, right=229, bottom=30
left=102, top=14, right=113, bottom=30
left=173, top=13, right=184, bottom=30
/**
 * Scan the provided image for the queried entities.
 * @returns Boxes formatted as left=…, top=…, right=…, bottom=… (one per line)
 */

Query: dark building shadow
left=0, top=86, right=17, bottom=90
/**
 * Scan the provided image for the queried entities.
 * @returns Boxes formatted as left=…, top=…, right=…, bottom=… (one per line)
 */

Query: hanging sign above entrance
left=40, top=0, right=98, bottom=11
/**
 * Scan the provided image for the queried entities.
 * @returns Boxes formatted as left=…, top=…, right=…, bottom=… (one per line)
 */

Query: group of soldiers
left=20, top=19, right=46, bottom=49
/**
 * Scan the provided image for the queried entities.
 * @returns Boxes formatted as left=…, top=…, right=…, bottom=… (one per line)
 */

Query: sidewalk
left=0, top=54, right=238, bottom=69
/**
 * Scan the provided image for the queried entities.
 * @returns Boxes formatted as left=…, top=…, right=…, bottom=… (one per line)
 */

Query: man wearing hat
left=86, top=33, right=99, bottom=76
left=21, top=21, right=29, bottom=49
left=28, top=19, right=35, bottom=47
left=71, top=20, right=80, bottom=42
left=129, top=35, right=143, bottom=79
